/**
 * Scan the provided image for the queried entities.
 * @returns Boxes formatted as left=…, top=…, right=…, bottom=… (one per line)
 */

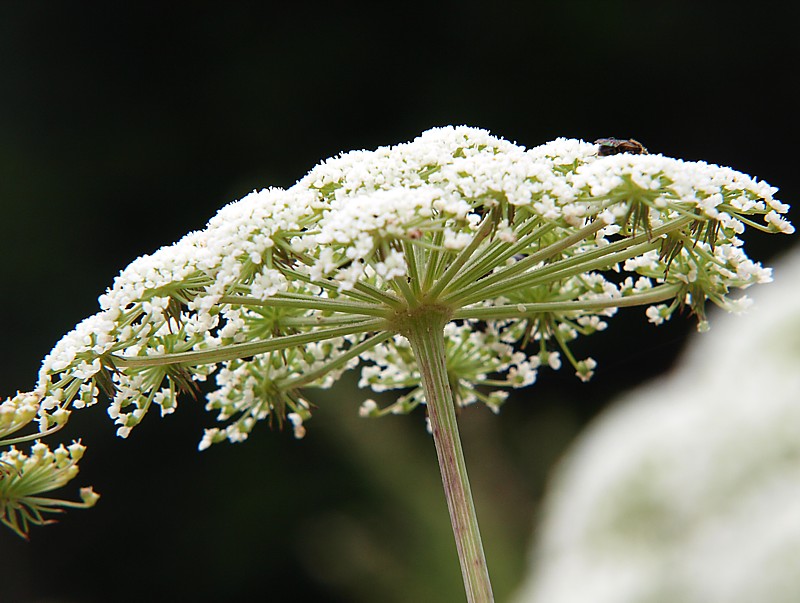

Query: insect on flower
left=1, top=125, right=792, bottom=578
left=595, top=138, right=648, bottom=156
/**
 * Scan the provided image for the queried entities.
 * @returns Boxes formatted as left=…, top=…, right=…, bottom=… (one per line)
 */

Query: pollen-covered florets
left=9, top=125, right=791, bottom=451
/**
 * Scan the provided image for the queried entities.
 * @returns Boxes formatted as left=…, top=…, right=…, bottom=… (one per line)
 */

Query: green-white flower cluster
left=0, top=126, right=791, bottom=535
left=515, top=246, right=800, bottom=603
left=0, top=437, right=99, bottom=538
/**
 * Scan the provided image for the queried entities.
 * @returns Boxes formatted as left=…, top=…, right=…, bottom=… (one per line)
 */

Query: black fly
left=595, top=138, right=648, bottom=157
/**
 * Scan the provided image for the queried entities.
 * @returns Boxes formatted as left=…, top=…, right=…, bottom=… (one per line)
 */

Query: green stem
left=23, top=497, right=96, bottom=509
left=442, top=219, right=607, bottom=305
left=424, top=213, right=496, bottom=300
left=402, top=239, right=423, bottom=297
left=447, top=215, right=693, bottom=307
left=0, top=422, right=66, bottom=447
left=452, top=282, right=683, bottom=320
left=422, top=229, right=448, bottom=292
left=218, top=294, right=391, bottom=318
left=404, top=310, right=494, bottom=603
left=280, top=331, right=394, bottom=388
left=112, top=319, right=387, bottom=368
left=441, top=220, right=557, bottom=298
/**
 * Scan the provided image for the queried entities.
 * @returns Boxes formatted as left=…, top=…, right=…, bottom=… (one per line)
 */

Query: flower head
left=9, top=126, right=791, bottom=449
left=0, top=440, right=99, bottom=538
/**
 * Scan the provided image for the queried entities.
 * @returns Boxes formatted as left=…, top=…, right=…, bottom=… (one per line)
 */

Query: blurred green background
left=0, top=3, right=796, bottom=602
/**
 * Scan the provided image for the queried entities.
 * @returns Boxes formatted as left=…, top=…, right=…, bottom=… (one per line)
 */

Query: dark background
left=1, top=3, right=797, bottom=602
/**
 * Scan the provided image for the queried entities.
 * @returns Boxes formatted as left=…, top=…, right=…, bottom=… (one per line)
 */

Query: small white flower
left=359, top=399, right=379, bottom=417
left=287, top=413, right=306, bottom=439
left=766, top=210, right=796, bottom=234
left=646, top=304, right=670, bottom=325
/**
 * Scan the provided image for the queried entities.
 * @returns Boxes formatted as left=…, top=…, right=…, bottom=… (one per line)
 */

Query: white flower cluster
left=359, top=322, right=539, bottom=416
left=1, top=392, right=40, bottom=439
left=0, top=439, right=99, bottom=537
left=5, top=126, right=790, bottom=449
left=199, top=337, right=361, bottom=448
left=515, top=246, right=800, bottom=603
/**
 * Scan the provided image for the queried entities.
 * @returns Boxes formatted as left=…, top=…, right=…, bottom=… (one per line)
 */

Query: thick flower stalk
left=1, top=127, right=791, bottom=600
